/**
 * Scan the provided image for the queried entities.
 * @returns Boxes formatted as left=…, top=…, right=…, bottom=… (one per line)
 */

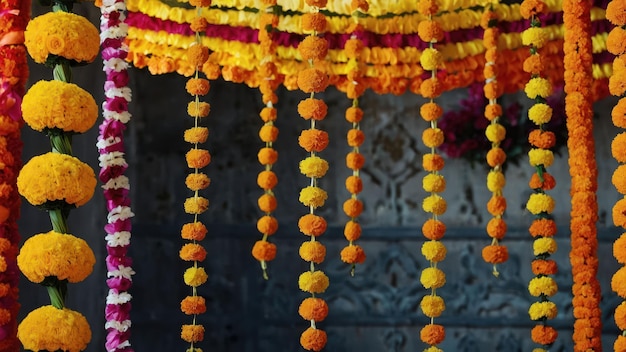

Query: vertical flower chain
left=562, top=0, right=603, bottom=349
left=98, top=0, right=136, bottom=350
left=520, top=1, right=559, bottom=348
left=251, top=0, right=280, bottom=280
left=480, top=8, right=509, bottom=276
left=296, top=0, right=330, bottom=350
left=0, top=0, right=27, bottom=348
left=180, top=0, right=212, bottom=349
left=340, top=0, right=368, bottom=276
left=417, top=0, right=447, bottom=349
left=605, top=1, right=626, bottom=350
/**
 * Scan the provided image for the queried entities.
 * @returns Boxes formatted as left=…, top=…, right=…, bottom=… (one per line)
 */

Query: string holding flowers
left=251, top=0, right=281, bottom=280
left=296, top=0, right=331, bottom=350
left=417, top=0, right=447, bottom=349
left=15, top=0, right=100, bottom=349
left=520, top=0, right=560, bottom=348
left=179, top=0, right=213, bottom=350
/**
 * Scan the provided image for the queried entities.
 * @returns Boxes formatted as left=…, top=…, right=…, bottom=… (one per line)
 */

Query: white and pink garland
left=98, top=0, right=135, bottom=351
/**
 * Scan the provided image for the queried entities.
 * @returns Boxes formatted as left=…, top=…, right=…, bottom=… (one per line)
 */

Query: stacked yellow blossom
left=480, top=8, right=509, bottom=276
left=251, top=0, right=281, bottom=279
left=296, top=0, right=331, bottom=350
left=340, top=0, right=369, bottom=275
left=180, top=0, right=213, bottom=349
left=16, top=4, right=99, bottom=351
left=417, top=0, right=447, bottom=350
left=520, top=0, right=559, bottom=349
left=606, top=0, right=626, bottom=349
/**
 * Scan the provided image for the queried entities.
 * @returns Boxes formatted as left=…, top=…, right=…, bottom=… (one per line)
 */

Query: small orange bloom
left=184, top=127, right=209, bottom=144
left=347, top=129, right=365, bottom=147
left=185, top=173, right=211, bottom=191
left=305, top=0, right=327, bottom=7
left=486, top=218, right=507, bottom=240
left=529, top=172, right=556, bottom=190
left=187, top=44, right=209, bottom=67
left=181, top=296, right=206, bottom=315
left=181, top=222, right=207, bottom=241
left=417, top=20, right=444, bottom=43
left=340, top=244, right=366, bottom=264
left=190, top=17, right=208, bottom=33
left=486, top=147, right=506, bottom=167
left=298, top=297, right=328, bottom=321
left=422, top=128, right=444, bottom=148
left=298, top=214, right=327, bottom=237
left=482, top=245, right=508, bottom=264
left=613, top=98, right=626, bottom=129
left=185, top=78, right=210, bottom=96
left=298, top=98, right=328, bottom=120
left=181, top=324, right=205, bottom=343
left=519, top=0, right=547, bottom=19
left=186, top=149, right=211, bottom=169
left=299, top=241, right=326, bottom=263
left=298, top=36, right=329, bottom=62
left=484, top=104, right=502, bottom=121
left=607, top=27, right=626, bottom=56
left=487, top=195, right=506, bottom=216
left=420, top=78, right=443, bottom=99
left=345, top=107, right=364, bottom=123
left=423, top=153, right=445, bottom=172
left=258, top=147, right=278, bottom=165
left=531, top=325, right=558, bottom=345
left=260, top=107, right=277, bottom=122
left=422, top=219, right=446, bottom=240
left=523, top=54, right=544, bottom=75
left=529, top=218, right=557, bottom=237
left=297, top=67, right=329, bottom=93
left=417, top=0, right=438, bottom=16
left=344, top=220, right=361, bottom=241
left=343, top=198, right=363, bottom=218
left=257, top=215, right=278, bottom=235
left=301, top=13, right=327, bottom=33
left=299, top=129, right=329, bottom=152
left=528, top=129, right=556, bottom=149
left=251, top=240, right=277, bottom=261
left=257, top=170, right=278, bottom=190
left=300, top=327, right=327, bottom=352
left=187, top=101, right=211, bottom=118
left=258, top=194, right=277, bottom=213
left=420, top=324, right=445, bottom=345
left=345, top=175, right=363, bottom=194
left=607, top=0, right=626, bottom=26
left=420, top=102, right=443, bottom=122
left=531, top=259, right=558, bottom=275
left=259, top=124, right=279, bottom=142
left=346, top=152, right=365, bottom=170
left=344, top=38, right=364, bottom=59
left=179, top=243, right=207, bottom=262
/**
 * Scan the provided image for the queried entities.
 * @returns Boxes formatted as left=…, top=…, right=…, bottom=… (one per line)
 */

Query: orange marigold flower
left=258, top=147, right=278, bottom=165
left=343, top=198, right=363, bottom=218
left=346, top=106, right=364, bottom=123
left=417, top=20, right=444, bottom=43
left=257, top=215, right=278, bottom=235
left=300, top=327, right=327, bottom=352
left=299, top=129, right=329, bottom=152
left=297, top=67, right=329, bottom=93
left=187, top=101, right=211, bottom=118
left=185, top=173, right=210, bottom=191
left=529, top=172, right=556, bottom=190
left=185, top=78, right=210, bottom=96
left=257, top=170, right=278, bottom=190
left=480, top=9, right=498, bottom=29
left=301, top=13, right=327, bottom=33
left=184, top=196, right=209, bottom=214
left=305, top=0, right=327, bottom=7
left=486, top=218, right=507, bottom=240
left=340, top=244, right=366, bottom=264
left=260, top=107, right=277, bottom=122
left=484, top=103, right=502, bottom=121
left=423, top=196, right=446, bottom=217
left=420, top=324, right=445, bottom=345
left=344, top=38, right=364, bottom=59
left=422, top=219, right=446, bottom=240
left=346, top=175, right=363, bottom=194
left=190, top=17, right=208, bottom=33
left=484, top=81, right=503, bottom=100
left=298, top=98, right=328, bottom=120
left=181, top=296, right=207, bottom=315
left=531, top=259, right=558, bottom=275
left=298, top=36, right=328, bottom=62
left=607, top=1, right=626, bottom=26
left=346, top=152, right=365, bottom=170
left=520, top=0, right=547, bottom=19
left=614, top=165, right=626, bottom=194
left=258, top=194, right=277, bottom=213
left=181, top=324, right=204, bottom=343
left=487, top=195, right=506, bottom=216
left=612, top=266, right=626, bottom=298
left=259, top=124, right=279, bottom=142
left=347, top=129, right=365, bottom=147
left=423, top=153, right=445, bottom=172
left=186, top=149, right=211, bottom=169
left=610, top=71, right=626, bottom=97
left=482, top=244, right=508, bottom=264
left=613, top=98, right=626, bottom=128
left=529, top=218, right=557, bottom=237
left=344, top=220, right=361, bottom=241
left=531, top=325, right=558, bottom=345
left=181, top=222, right=207, bottom=241
left=187, top=44, right=209, bottom=67
left=298, top=214, right=327, bottom=236
left=299, top=241, right=326, bottom=263
left=486, top=147, right=506, bottom=167
left=252, top=240, right=277, bottom=261
left=528, top=129, right=556, bottom=149
left=607, top=27, right=626, bottom=56
left=417, top=0, right=438, bottom=16
left=422, top=127, right=444, bottom=148
left=298, top=297, right=328, bottom=321
left=420, top=102, right=443, bottom=122
left=615, top=301, right=626, bottom=330
left=179, top=243, right=207, bottom=262
left=420, top=78, right=443, bottom=99
left=616, top=335, right=626, bottom=351
left=350, top=0, right=369, bottom=12
left=184, top=127, right=209, bottom=144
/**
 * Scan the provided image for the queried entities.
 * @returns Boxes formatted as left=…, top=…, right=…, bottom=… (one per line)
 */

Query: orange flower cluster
left=180, top=1, right=213, bottom=349
left=562, top=0, right=602, bottom=349
left=607, top=0, right=626, bottom=349
left=297, top=1, right=330, bottom=350
left=251, top=0, right=280, bottom=279
left=340, top=1, right=368, bottom=275
left=417, top=0, right=447, bottom=349
left=480, top=8, right=509, bottom=275
left=520, top=0, right=559, bottom=348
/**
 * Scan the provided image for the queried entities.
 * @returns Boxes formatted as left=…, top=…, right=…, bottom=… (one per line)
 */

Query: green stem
left=49, top=208, right=69, bottom=234
left=50, top=133, right=73, bottom=155
left=46, top=285, right=66, bottom=309
left=53, top=63, right=72, bottom=83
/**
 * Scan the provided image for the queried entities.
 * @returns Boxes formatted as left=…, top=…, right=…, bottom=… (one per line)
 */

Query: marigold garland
left=520, top=0, right=559, bottom=348
left=417, top=0, right=448, bottom=349
left=178, top=0, right=213, bottom=350
left=251, top=0, right=280, bottom=280
left=607, top=0, right=626, bottom=348
left=296, top=1, right=331, bottom=350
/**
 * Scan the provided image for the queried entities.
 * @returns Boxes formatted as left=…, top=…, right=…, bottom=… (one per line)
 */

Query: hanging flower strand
left=251, top=0, right=280, bottom=280
left=296, top=1, right=331, bottom=350
left=180, top=0, right=212, bottom=350
left=607, top=0, right=626, bottom=349
left=339, top=0, right=368, bottom=277
left=480, top=8, right=509, bottom=277
left=520, top=0, right=559, bottom=348
left=417, top=0, right=447, bottom=349
left=97, top=0, right=136, bottom=349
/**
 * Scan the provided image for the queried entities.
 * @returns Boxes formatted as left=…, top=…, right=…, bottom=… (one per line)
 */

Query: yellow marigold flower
left=487, top=170, right=506, bottom=192
left=533, top=349, right=548, bottom=352
left=528, top=148, right=554, bottom=167
left=528, top=276, right=558, bottom=297
left=485, top=123, right=506, bottom=143
left=422, top=173, right=446, bottom=193
left=299, top=241, right=326, bottom=264
left=183, top=127, right=209, bottom=144
left=17, top=231, right=95, bottom=284
left=183, top=266, right=208, bottom=287
left=22, top=80, right=97, bottom=133
left=521, top=27, right=549, bottom=48
left=185, top=173, right=211, bottom=191
left=299, top=156, right=329, bottom=178
left=17, top=305, right=91, bottom=352
left=187, top=101, right=211, bottom=118
left=528, top=103, right=553, bottom=125
left=181, top=324, right=205, bottom=343
left=526, top=193, right=555, bottom=214
left=525, top=77, right=553, bottom=99
left=299, top=186, right=328, bottom=208
left=420, top=294, right=445, bottom=318
left=184, top=196, right=209, bottom=215
left=25, top=11, right=100, bottom=64
left=17, top=152, right=96, bottom=207
left=421, top=240, right=447, bottom=262
left=528, top=301, right=557, bottom=320
left=424, top=347, right=444, bottom=352
left=533, top=237, right=558, bottom=256
left=420, top=267, right=446, bottom=289
left=298, top=270, right=329, bottom=293
left=422, top=194, right=447, bottom=215
left=420, top=47, right=442, bottom=71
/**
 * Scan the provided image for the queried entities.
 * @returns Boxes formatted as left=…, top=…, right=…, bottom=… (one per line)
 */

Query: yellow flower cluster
left=528, top=276, right=558, bottom=296
left=420, top=294, right=445, bottom=318
left=22, top=80, right=98, bottom=134
left=421, top=240, right=447, bottom=262
left=298, top=270, right=330, bottom=293
left=526, top=193, right=556, bottom=214
left=422, top=194, right=447, bottom=215
left=299, top=186, right=328, bottom=208
left=422, top=173, right=446, bottom=193
left=17, top=231, right=95, bottom=284
left=528, top=301, right=558, bottom=320
left=528, top=103, right=553, bottom=125
left=533, top=237, right=558, bottom=256
left=299, top=156, right=329, bottom=178
left=24, top=11, right=100, bottom=65
left=17, top=305, right=91, bottom=352
left=521, top=27, right=550, bottom=48
left=183, top=267, right=208, bottom=287
left=420, top=267, right=446, bottom=289
left=487, top=171, right=505, bottom=192
left=17, top=152, right=96, bottom=207
left=524, top=77, right=553, bottom=99
left=528, top=148, right=555, bottom=167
